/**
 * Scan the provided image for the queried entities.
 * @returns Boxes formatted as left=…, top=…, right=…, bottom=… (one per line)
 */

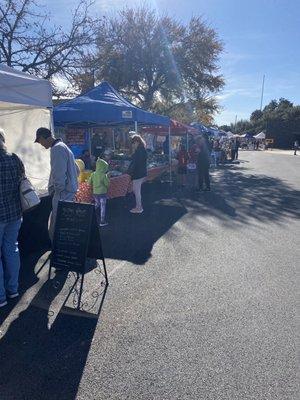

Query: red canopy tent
left=141, top=119, right=198, bottom=136
left=141, top=119, right=198, bottom=184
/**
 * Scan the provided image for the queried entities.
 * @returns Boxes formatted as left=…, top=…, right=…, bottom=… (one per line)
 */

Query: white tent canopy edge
left=0, top=65, right=53, bottom=191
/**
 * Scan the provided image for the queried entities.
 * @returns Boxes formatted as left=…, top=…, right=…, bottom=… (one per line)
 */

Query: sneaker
left=99, top=222, right=108, bottom=227
left=7, top=292, right=19, bottom=299
left=0, top=300, right=8, bottom=308
left=131, top=208, right=143, bottom=214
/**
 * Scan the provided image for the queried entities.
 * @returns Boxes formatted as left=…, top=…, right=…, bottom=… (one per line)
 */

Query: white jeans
left=49, top=191, right=76, bottom=241
left=132, top=178, right=145, bottom=209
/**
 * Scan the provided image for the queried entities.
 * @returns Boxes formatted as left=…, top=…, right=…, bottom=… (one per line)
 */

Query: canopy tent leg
left=88, top=128, right=92, bottom=156
left=112, top=128, right=116, bottom=150
left=50, top=107, right=54, bottom=134
left=169, top=126, right=172, bottom=186
left=135, top=121, right=138, bottom=133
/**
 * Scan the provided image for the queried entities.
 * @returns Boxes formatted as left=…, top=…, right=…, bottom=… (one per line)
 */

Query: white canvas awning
left=254, top=131, right=266, bottom=139
left=0, top=65, right=53, bottom=191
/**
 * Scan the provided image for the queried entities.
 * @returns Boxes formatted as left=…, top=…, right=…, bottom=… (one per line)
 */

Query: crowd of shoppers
left=176, top=135, right=242, bottom=192
left=176, top=135, right=213, bottom=192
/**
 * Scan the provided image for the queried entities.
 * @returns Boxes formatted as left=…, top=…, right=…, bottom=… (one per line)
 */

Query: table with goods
left=75, top=151, right=177, bottom=203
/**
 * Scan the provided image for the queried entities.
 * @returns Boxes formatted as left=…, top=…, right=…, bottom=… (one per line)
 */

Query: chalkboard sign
left=50, top=201, right=103, bottom=273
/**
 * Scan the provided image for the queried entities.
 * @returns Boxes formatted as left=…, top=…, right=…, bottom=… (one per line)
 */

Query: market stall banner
left=141, top=119, right=198, bottom=136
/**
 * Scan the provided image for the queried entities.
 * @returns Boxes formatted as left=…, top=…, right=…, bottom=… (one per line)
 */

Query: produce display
left=106, top=152, right=170, bottom=177
left=76, top=149, right=176, bottom=201
left=147, top=153, right=169, bottom=169
left=108, top=156, right=131, bottom=177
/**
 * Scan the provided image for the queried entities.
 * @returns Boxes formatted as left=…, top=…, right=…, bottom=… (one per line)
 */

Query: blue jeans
left=0, top=219, right=22, bottom=302
left=93, top=194, right=107, bottom=224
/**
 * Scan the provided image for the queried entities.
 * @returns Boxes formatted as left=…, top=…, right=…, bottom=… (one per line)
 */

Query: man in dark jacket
left=91, top=133, right=106, bottom=159
left=128, top=135, right=147, bottom=213
left=197, top=136, right=211, bottom=191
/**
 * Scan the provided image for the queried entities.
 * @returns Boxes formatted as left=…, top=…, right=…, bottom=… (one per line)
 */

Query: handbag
left=12, top=153, right=40, bottom=212
left=19, top=177, right=41, bottom=212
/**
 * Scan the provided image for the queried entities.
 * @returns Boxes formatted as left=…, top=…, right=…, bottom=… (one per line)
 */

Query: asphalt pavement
left=0, top=150, right=299, bottom=400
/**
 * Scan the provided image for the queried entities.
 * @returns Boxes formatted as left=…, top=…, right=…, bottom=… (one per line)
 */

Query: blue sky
left=49, top=0, right=300, bottom=125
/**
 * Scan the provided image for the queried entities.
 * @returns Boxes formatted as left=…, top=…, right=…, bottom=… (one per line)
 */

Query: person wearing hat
left=0, top=128, right=24, bottom=307
left=35, top=127, right=79, bottom=240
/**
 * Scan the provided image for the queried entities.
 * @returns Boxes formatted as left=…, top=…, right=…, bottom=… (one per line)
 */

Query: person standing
left=128, top=135, right=147, bottom=214
left=163, top=136, right=169, bottom=156
left=197, top=136, right=211, bottom=192
left=91, top=133, right=106, bottom=159
left=187, top=143, right=198, bottom=191
left=213, top=140, right=221, bottom=166
left=235, top=139, right=240, bottom=160
left=0, top=129, right=24, bottom=307
left=230, top=140, right=236, bottom=162
left=177, top=144, right=189, bottom=187
left=294, top=140, right=299, bottom=155
left=80, top=149, right=92, bottom=170
left=88, top=158, right=110, bottom=227
left=34, top=128, right=78, bottom=240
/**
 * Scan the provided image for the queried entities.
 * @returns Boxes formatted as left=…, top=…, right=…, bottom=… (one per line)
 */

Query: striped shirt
left=0, top=149, right=23, bottom=223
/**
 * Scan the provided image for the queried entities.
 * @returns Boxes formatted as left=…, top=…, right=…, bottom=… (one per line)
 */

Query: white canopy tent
left=254, top=131, right=266, bottom=139
left=0, top=65, right=52, bottom=190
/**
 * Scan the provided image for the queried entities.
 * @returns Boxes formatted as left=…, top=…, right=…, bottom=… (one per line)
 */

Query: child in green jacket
left=88, top=158, right=110, bottom=226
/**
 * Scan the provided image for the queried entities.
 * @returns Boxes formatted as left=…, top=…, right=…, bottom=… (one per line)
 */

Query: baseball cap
left=35, top=127, right=52, bottom=143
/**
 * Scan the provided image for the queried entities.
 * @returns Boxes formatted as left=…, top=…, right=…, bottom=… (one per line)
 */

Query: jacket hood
left=96, top=158, right=109, bottom=173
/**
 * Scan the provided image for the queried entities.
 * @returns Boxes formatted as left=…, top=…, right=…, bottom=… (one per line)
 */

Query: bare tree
left=0, top=0, right=96, bottom=94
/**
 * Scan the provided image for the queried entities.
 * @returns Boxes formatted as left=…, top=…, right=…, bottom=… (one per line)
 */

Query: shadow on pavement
left=185, top=164, right=300, bottom=228
left=0, top=254, right=100, bottom=400
left=101, top=181, right=187, bottom=264
left=0, top=181, right=186, bottom=399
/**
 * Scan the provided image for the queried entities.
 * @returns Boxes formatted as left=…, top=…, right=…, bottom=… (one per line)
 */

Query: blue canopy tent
left=53, top=82, right=174, bottom=182
left=191, top=122, right=210, bottom=135
left=191, top=123, right=224, bottom=139
left=53, top=81, right=169, bottom=127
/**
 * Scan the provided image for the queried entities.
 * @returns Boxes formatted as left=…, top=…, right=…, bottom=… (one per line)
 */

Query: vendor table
left=147, top=165, right=169, bottom=181
left=76, top=165, right=170, bottom=203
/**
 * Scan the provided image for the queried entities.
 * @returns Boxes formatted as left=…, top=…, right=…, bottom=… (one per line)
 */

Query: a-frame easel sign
left=50, top=201, right=108, bottom=309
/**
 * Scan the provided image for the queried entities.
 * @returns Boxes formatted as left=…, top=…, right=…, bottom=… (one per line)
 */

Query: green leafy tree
left=218, top=125, right=232, bottom=132
left=263, top=99, right=278, bottom=113
left=230, top=98, right=300, bottom=148
left=250, top=110, right=263, bottom=122
left=75, top=5, right=224, bottom=121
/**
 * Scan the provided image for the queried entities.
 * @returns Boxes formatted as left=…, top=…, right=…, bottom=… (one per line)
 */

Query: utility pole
left=260, top=74, right=265, bottom=111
